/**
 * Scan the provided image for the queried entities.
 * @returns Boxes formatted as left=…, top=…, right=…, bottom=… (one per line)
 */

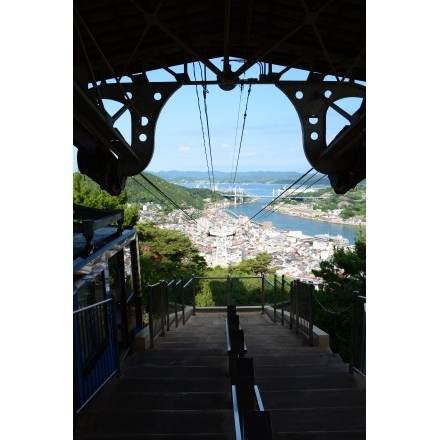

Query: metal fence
left=73, top=273, right=366, bottom=422
left=143, top=274, right=365, bottom=376
left=73, top=297, right=119, bottom=412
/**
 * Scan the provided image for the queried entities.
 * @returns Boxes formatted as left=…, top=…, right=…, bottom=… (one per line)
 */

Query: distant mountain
left=150, top=170, right=331, bottom=185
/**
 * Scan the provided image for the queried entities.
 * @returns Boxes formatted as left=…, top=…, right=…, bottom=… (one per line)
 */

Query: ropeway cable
left=134, top=174, right=209, bottom=231
left=255, top=171, right=327, bottom=223
left=130, top=175, right=176, bottom=212
left=229, top=83, right=245, bottom=187
left=230, top=168, right=325, bottom=232
left=193, top=62, right=217, bottom=202
left=230, top=83, right=252, bottom=190
left=193, top=63, right=214, bottom=195
left=245, top=168, right=315, bottom=223
left=198, top=62, right=216, bottom=190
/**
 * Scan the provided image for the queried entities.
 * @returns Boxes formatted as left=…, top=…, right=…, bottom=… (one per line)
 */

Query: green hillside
left=125, top=172, right=220, bottom=212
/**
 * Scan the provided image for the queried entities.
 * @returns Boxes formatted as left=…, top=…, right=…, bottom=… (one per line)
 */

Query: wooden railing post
left=308, top=282, right=314, bottom=346
left=191, top=274, right=196, bottom=315
left=295, top=279, right=300, bottom=335
left=281, top=274, right=285, bottom=325
left=130, top=238, right=143, bottom=330
left=349, top=290, right=359, bottom=374
left=289, top=281, right=293, bottom=330
left=147, top=284, right=154, bottom=348
left=165, top=280, right=170, bottom=331
left=182, top=279, right=187, bottom=325
left=159, top=280, right=165, bottom=336
left=173, top=276, right=178, bottom=328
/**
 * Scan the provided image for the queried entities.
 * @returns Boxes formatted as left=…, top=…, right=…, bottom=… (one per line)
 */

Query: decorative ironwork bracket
left=96, top=74, right=182, bottom=176
left=74, top=74, right=182, bottom=194
left=75, top=73, right=365, bottom=195
left=276, top=80, right=365, bottom=193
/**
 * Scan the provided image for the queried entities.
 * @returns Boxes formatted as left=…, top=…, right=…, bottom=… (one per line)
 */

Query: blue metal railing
left=73, top=297, right=119, bottom=412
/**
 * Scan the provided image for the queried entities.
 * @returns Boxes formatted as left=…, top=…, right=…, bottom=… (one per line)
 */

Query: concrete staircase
left=74, top=310, right=366, bottom=439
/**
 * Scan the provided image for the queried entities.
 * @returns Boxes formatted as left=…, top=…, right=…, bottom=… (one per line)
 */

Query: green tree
left=136, top=222, right=207, bottom=285
left=249, top=252, right=272, bottom=276
left=73, top=172, right=140, bottom=226
left=310, top=227, right=366, bottom=361
left=233, top=252, right=274, bottom=276
left=312, top=227, right=365, bottom=292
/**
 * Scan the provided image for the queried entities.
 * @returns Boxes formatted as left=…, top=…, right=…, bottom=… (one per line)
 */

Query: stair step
left=94, top=376, right=231, bottom=393
left=121, top=365, right=229, bottom=378
left=254, top=363, right=349, bottom=376
left=125, top=355, right=230, bottom=367
left=83, top=390, right=232, bottom=411
left=274, top=431, right=366, bottom=440
left=75, top=433, right=235, bottom=440
left=74, top=311, right=365, bottom=439
left=257, top=374, right=362, bottom=391
left=76, top=409, right=235, bottom=437
left=250, top=353, right=345, bottom=365
left=139, top=348, right=227, bottom=356
left=260, top=388, right=366, bottom=409
left=268, top=407, right=366, bottom=433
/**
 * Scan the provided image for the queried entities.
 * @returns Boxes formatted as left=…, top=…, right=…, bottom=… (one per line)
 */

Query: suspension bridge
left=218, top=188, right=324, bottom=204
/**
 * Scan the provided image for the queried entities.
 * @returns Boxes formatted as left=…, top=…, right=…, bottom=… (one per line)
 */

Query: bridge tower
left=230, top=186, right=244, bottom=205
left=208, top=228, right=235, bottom=266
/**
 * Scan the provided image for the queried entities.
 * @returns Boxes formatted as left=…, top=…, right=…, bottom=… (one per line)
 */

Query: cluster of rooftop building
left=139, top=201, right=352, bottom=282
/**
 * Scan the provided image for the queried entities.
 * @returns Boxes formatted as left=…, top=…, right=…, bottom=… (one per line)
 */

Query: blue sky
left=73, top=58, right=364, bottom=174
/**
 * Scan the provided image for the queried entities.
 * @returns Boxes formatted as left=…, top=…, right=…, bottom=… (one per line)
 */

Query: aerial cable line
left=131, top=175, right=179, bottom=213
left=256, top=171, right=326, bottom=223
left=231, top=168, right=316, bottom=232
left=137, top=173, right=196, bottom=222
left=130, top=176, right=175, bottom=211
left=77, top=172, right=176, bottom=218
left=257, top=171, right=327, bottom=222
left=230, top=83, right=252, bottom=189
left=248, top=168, right=315, bottom=221
left=193, top=63, right=217, bottom=202
left=198, top=62, right=217, bottom=196
left=193, top=63, right=214, bottom=196
left=258, top=170, right=322, bottom=219
left=132, top=176, right=209, bottom=233
left=136, top=174, right=209, bottom=231
left=229, top=83, right=245, bottom=186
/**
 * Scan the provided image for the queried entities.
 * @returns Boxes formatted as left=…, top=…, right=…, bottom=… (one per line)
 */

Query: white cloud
left=240, top=148, right=260, bottom=156
left=178, top=145, right=190, bottom=151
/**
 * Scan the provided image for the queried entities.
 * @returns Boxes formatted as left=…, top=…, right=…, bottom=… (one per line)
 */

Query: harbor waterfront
left=141, top=182, right=365, bottom=278
left=183, top=182, right=363, bottom=245
left=225, top=202, right=360, bottom=245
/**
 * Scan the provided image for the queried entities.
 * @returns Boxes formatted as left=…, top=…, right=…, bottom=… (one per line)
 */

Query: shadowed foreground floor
left=74, top=310, right=366, bottom=439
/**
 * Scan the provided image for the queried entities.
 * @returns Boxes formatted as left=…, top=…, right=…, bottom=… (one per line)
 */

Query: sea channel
left=187, top=182, right=363, bottom=245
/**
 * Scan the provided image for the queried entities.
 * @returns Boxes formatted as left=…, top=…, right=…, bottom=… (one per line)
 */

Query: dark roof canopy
left=74, top=0, right=365, bottom=83
left=73, top=0, right=366, bottom=195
